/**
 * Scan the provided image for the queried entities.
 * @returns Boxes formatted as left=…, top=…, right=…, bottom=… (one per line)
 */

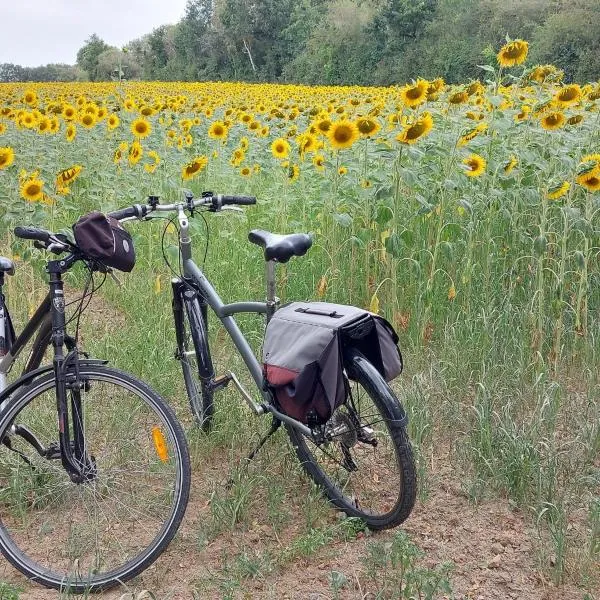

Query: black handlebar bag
left=263, top=302, right=403, bottom=425
left=73, top=211, right=135, bottom=272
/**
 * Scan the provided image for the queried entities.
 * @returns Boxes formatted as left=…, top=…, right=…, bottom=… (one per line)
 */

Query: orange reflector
left=152, top=426, right=169, bottom=462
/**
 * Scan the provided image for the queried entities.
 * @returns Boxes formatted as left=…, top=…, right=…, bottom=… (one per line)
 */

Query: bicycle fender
left=0, top=359, right=109, bottom=407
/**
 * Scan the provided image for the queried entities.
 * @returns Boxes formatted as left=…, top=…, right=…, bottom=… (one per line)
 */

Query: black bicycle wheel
left=177, top=292, right=214, bottom=430
left=0, top=364, right=190, bottom=592
left=286, top=351, right=416, bottom=530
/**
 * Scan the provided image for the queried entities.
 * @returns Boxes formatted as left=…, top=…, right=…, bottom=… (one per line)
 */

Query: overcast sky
left=1, top=0, right=189, bottom=67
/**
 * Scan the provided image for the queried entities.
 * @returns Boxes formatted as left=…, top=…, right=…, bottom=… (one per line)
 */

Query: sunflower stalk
left=574, top=192, right=592, bottom=338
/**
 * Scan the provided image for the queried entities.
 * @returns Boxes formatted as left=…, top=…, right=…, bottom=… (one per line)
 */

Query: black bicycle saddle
left=0, top=257, right=15, bottom=276
left=248, top=230, right=312, bottom=263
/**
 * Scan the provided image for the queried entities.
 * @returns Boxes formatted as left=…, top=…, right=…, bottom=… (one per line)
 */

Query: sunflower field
left=0, top=39, right=600, bottom=592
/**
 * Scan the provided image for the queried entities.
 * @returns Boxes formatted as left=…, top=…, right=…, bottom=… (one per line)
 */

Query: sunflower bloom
left=547, top=181, right=570, bottom=200
left=208, top=120, right=228, bottom=140
left=128, top=140, right=143, bottom=166
left=20, top=177, right=45, bottom=202
left=131, top=117, right=152, bottom=139
left=0, top=147, right=15, bottom=170
left=458, top=123, right=488, bottom=147
left=144, top=150, right=161, bottom=174
left=56, top=165, right=83, bottom=193
left=240, top=166, right=252, bottom=177
left=554, top=84, right=581, bottom=107
left=107, top=114, right=120, bottom=130
left=356, top=117, right=381, bottom=137
left=271, top=138, right=290, bottom=159
left=328, top=120, right=359, bottom=150
left=181, top=155, right=208, bottom=180
left=396, top=112, right=433, bottom=145
left=497, top=39, right=529, bottom=67
left=66, top=124, right=76, bottom=142
left=400, top=79, right=429, bottom=108
left=80, top=113, right=96, bottom=129
left=503, top=156, right=518, bottom=175
left=462, top=154, right=486, bottom=177
left=312, top=154, right=325, bottom=172
left=540, top=112, right=565, bottom=131
left=576, top=169, right=600, bottom=192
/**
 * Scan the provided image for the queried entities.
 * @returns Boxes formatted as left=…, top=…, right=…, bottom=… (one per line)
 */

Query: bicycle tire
left=176, top=291, right=214, bottom=430
left=286, top=350, right=416, bottom=530
left=0, top=364, right=190, bottom=592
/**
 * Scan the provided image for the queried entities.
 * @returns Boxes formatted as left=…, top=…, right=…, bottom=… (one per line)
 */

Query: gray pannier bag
left=263, top=302, right=403, bottom=425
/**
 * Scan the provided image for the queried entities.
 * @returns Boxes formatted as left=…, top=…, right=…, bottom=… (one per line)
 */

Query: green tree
left=76, top=34, right=111, bottom=81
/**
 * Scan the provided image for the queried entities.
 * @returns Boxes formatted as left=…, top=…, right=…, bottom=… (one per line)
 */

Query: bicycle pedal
left=211, top=373, right=232, bottom=391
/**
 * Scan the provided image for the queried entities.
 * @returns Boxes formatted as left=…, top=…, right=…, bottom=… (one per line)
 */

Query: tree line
left=2, top=0, right=599, bottom=85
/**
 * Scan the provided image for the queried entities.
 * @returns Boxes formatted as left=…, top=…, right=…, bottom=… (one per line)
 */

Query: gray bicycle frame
left=174, top=207, right=312, bottom=436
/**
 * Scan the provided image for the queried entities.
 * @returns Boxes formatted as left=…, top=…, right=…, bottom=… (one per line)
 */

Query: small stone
left=491, top=542, right=505, bottom=555
left=488, top=554, right=502, bottom=569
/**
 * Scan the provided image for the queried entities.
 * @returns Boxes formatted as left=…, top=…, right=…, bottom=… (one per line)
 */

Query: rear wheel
left=286, top=351, right=416, bottom=530
left=176, top=291, right=214, bottom=429
left=0, top=364, right=190, bottom=592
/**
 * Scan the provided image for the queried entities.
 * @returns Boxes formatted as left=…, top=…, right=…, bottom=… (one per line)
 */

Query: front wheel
left=0, top=364, right=190, bottom=592
left=286, top=351, right=416, bottom=530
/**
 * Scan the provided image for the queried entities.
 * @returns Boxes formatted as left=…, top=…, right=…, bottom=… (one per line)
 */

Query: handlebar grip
left=220, top=195, right=256, bottom=206
left=107, top=204, right=147, bottom=221
left=14, top=226, right=51, bottom=243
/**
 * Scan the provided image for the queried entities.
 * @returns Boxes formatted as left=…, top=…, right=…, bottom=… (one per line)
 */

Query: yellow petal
left=317, top=276, right=327, bottom=297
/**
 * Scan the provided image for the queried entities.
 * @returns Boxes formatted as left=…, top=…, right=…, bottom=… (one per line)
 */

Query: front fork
left=48, top=266, right=95, bottom=483
left=172, top=278, right=214, bottom=382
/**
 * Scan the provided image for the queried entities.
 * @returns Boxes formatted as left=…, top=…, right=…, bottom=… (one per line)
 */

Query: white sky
left=2, top=0, right=189, bottom=67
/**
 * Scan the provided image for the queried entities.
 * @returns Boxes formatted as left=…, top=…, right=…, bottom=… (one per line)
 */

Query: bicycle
left=114, top=191, right=417, bottom=531
left=0, top=225, right=190, bottom=592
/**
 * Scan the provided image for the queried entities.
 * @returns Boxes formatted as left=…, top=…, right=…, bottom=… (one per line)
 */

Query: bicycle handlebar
left=14, top=226, right=51, bottom=243
left=107, top=193, right=256, bottom=221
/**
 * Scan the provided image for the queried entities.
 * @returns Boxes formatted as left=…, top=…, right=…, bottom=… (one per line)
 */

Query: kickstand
left=246, top=417, right=282, bottom=463
left=225, top=417, right=281, bottom=490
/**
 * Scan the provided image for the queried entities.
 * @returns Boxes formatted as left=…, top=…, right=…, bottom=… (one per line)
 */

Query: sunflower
left=23, top=90, right=37, bottom=106
left=56, top=165, right=83, bottom=192
left=458, top=122, right=488, bottom=147
left=0, top=147, right=15, bottom=169
left=400, top=79, right=429, bottom=108
left=230, top=148, right=245, bottom=166
left=80, top=113, right=96, bottom=129
left=66, top=124, right=76, bottom=142
left=396, top=112, right=433, bottom=145
left=314, top=116, right=332, bottom=135
left=503, top=155, right=518, bottom=174
left=240, top=136, right=250, bottom=151
left=338, top=166, right=348, bottom=175
left=271, top=138, right=290, bottom=159
left=20, top=177, right=44, bottom=202
left=567, top=114, right=584, bottom=125
left=297, top=132, right=320, bottom=155
left=554, top=84, right=581, bottom=107
left=37, top=117, right=51, bottom=134
left=107, top=114, right=120, bottom=130
left=144, top=150, right=161, bottom=174
left=208, top=120, right=228, bottom=140
left=356, top=117, right=381, bottom=137
left=547, top=181, right=570, bottom=200
left=540, top=112, right=565, bottom=131
left=62, top=104, right=76, bottom=120
left=328, top=120, right=359, bottom=150
left=427, top=78, right=445, bottom=100
left=0, top=123, right=6, bottom=135
left=240, top=166, right=252, bottom=177
left=448, top=90, right=469, bottom=105
left=497, top=39, right=529, bottom=67
left=181, top=155, right=208, bottom=180
left=312, top=154, right=325, bottom=172
left=462, top=154, right=486, bottom=177
left=128, top=140, right=143, bottom=166
left=131, top=117, right=151, bottom=139
left=576, top=169, right=600, bottom=192
left=287, top=164, right=300, bottom=182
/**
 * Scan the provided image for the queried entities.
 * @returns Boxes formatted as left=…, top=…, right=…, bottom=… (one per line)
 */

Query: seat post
left=265, top=260, right=278, bottom=322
